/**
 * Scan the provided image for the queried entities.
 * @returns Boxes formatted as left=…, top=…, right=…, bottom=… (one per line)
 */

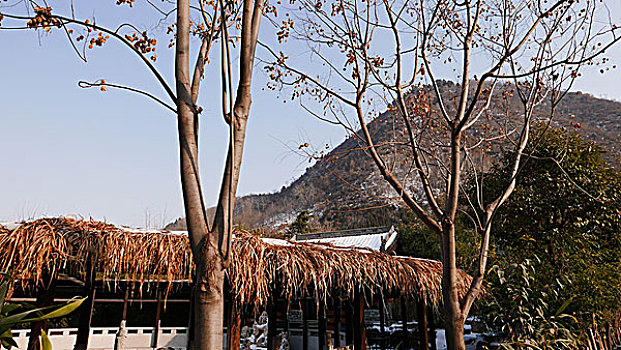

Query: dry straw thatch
left=0, top=217, right=472, bottom=307
left=0, top=218, right=193, bottom=293
left=230, top=235, right=472, bottom=307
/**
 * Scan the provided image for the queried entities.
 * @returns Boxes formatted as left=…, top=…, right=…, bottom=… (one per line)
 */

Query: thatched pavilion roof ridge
left=295, top=225, right=394, bottom=240
left=0, top=217, right=473, bottom=308
left=294, top=226, right=399, bottom=252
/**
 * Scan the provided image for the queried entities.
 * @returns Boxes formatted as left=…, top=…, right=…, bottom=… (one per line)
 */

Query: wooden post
left=427, top=305, right=437, bottom=350
left=74, top=263, right=96, bottom=350
left=283, top=303, right=289, bottom=333
left=122, top=286, right=130, bottom=320
left=318, top=302, right=327, bottom=350
left=267, top=294, right=278, bottom=350
left=379, top=294, right=386, bottom=350
left=227, top=301, right=242, bottom=350
left=151, top=287, right=162, bottom=348
left=353, top=289, right=366, bottom=350
left=27, top=280, right=56, bottom=350
left=400, top=297, right=408, bottom=338
left=345, top=299, right=353, bottom=346
left=334, top=296, right=341, bottom=348
left=302, top=299, right=309, bottom=350
left=73, top=285, right=96, bottom=350
left=416, top=299, right=429, bottom=350
left=186, top=288, right=195, bottom=349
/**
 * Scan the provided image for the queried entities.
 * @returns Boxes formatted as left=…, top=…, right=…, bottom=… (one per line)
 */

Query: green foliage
left=395, top=222, right=440, bottom=260
left=287, top=210, right=312, bottom=236
left=483, top=259, right=580, bottom=350
left=481, top=125, right=621, bottom=321
left=0, top=278, right=84, bottom=349
left=396, top=213, right=482, bottom=273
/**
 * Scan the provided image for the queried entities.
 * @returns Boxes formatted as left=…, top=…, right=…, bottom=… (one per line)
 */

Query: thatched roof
left=0, top=217, right=472, bottom=307
left=294, top=225, right=399, bottom=252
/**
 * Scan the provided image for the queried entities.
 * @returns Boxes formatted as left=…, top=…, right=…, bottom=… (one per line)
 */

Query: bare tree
left=0, top=0, right=265, bottom=349
left=264, top=0, right=620, bottom=348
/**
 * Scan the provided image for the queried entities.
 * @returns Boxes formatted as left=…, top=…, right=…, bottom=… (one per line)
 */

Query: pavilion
left=0, top=217, right=473, bottom=350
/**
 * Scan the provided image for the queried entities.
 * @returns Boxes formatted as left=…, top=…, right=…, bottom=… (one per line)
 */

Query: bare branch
left=0, top=12, right=177, bottom=104
left=78, top=80, right=176, bottom=113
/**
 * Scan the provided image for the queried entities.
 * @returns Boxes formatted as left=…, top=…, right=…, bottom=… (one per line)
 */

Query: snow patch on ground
left=434, top=329, right=486, bottom=350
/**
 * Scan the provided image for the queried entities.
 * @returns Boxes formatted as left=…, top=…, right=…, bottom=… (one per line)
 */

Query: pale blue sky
left=0, top=1, right=348, bottom=227
left=1, top=1, right=620, bottom=227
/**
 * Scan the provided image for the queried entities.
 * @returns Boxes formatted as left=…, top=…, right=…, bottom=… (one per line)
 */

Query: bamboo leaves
left=0, top=277, right=84, bottom=350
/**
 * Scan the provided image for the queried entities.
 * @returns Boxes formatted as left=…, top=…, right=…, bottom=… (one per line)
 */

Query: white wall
left=11, top=327, right=345, bottom=350
left=11, top=327, right=187, bottom=350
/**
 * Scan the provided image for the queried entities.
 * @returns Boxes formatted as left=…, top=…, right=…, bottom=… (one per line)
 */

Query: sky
left=1, top=1, right=620, bottom=228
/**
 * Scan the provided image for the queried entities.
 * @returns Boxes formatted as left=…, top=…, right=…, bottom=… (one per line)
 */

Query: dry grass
left=0, top=217, right=472, bottom=307
left=0, top=218, right=193, bottom=295
left=230, top=234, right=472, bottom=308
left=0, top=218, right=73, bottom=291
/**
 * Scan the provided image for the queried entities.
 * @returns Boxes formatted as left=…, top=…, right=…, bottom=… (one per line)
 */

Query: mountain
left=166, top=83, right=621, bottom=232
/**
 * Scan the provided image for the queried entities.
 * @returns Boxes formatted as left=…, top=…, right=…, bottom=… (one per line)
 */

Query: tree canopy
left=482, top=125, right=621, bottom=321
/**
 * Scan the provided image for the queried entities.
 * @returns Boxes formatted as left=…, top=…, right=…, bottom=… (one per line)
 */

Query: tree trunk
left=443, top=300, right=465, bottom=350
left=189, top=253, right=226, bottom=350
left=175, top=0, right=263, bottom=347
left=176, top=0, right=226, bottom=348
left=441, top=227, right=466, bottom=350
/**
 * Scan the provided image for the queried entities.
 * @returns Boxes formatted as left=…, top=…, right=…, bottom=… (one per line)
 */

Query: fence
left=11, top=327, right=188, bottom=350
left=10, top=327, right=344, bottom=350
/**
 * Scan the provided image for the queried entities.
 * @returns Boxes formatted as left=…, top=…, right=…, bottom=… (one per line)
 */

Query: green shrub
left=483, top=259, right=580, bottom=350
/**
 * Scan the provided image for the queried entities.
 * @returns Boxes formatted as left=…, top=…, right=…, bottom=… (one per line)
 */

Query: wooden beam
left=27, top=280, right=56, bottom=350
left=353, top=289, right=366, bottom=350
left=318, top=302, right=327, bottom=350
left=416, top=299, right=429, bottom=350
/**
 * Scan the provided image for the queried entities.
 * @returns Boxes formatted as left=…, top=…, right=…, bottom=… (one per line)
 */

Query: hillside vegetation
left=166, top=83, right=621, bottom=231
